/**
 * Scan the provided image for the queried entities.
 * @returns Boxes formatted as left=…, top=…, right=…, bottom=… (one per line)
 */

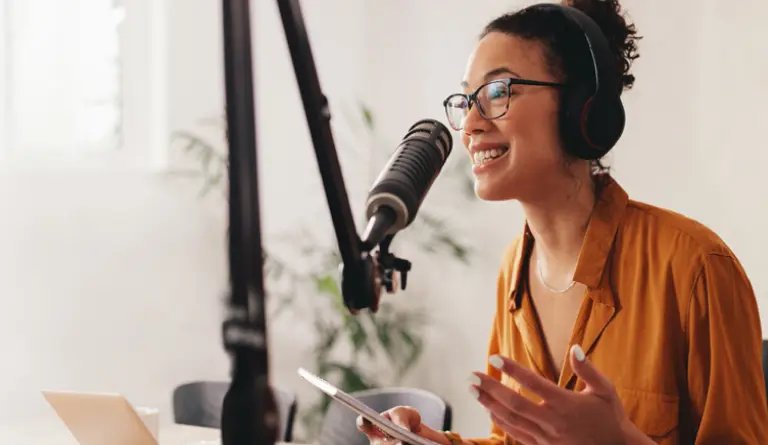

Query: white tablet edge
left=297, top=368, right=440, bottom=445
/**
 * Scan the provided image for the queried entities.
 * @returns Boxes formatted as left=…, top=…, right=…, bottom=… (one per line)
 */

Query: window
left=0, top=0, right=168, bottom=169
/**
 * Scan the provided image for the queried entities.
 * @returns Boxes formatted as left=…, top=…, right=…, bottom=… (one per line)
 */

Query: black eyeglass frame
left=442, top=77, right=565, bottom=130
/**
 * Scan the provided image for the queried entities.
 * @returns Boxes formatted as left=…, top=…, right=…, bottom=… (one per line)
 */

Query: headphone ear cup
left=560, top=86, right=626, bottom=161
left=583, top=93, right=625, bottom=154
left=559, top=85, right=594, bottom=160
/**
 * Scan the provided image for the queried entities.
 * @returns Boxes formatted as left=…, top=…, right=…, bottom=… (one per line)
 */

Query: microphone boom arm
left=219, top=1, right=412, bottom=444
left=276, top=0, right=360, bottom=270
left=274, top=0, right=369, bottom=309
left=276, top=0, right=412, bottom=311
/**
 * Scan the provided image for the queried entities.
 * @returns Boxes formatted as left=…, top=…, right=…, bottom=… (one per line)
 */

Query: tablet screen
left=297, top=368, right=440, bottom=445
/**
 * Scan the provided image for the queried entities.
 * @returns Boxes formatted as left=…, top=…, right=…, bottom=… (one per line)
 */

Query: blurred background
left=0, top=0, right=766, bottom=442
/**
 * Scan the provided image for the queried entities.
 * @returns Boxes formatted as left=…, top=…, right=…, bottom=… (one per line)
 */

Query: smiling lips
left=472, top=145, right=510, bottom=166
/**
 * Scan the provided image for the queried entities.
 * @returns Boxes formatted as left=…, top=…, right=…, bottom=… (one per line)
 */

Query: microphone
left=361, top=118, right=453, bottom=251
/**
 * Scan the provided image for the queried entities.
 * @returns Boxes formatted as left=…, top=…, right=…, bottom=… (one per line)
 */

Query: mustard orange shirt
left=459, top=175, right=768, bottom=445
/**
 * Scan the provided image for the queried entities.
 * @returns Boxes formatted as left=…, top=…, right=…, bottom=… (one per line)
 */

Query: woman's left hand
left=470, top=344, right=650, bottom=445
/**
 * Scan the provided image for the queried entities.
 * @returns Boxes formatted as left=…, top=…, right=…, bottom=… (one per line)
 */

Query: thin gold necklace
left=536, top=257, right=576, bottom=293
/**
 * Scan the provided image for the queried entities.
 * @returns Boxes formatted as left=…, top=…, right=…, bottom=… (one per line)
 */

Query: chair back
left=172, top=381, right=297, bottom=442
left=317, top=387, right=452, bottom=445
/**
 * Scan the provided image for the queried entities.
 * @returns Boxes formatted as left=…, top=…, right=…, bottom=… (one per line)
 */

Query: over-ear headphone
left=526, top=3, right=626, bottom=161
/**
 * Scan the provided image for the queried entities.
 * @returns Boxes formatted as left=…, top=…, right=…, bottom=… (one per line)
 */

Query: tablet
left=297, top=368, right=440, bottom=445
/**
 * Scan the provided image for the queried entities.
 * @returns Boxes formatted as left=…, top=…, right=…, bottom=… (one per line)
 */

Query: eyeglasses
left=442, top=77, right=565, bottom=131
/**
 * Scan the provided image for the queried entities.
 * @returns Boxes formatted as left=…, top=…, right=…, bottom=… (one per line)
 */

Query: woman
left=358, top=0, right=768, bottom=444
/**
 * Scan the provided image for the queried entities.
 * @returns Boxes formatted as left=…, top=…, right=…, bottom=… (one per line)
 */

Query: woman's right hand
left=356, top=406, right=451, bottom=445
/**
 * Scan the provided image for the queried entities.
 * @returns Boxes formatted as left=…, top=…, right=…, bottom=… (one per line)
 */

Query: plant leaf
left=323, top=361, right=375, bottom=393
left=361, top=103, right=375, bottom=131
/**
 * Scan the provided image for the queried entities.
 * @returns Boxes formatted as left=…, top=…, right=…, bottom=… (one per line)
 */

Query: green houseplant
left=172, top=104, right=473, bottom=439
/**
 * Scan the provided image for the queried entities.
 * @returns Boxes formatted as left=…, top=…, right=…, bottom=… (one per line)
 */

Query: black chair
left=316, top=387, right=452, bottom=445
left=172, top=381, right=298, bottom=442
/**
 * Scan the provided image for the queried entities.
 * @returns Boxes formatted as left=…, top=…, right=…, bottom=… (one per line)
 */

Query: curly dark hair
left=479, top=0, right=641, bottom=171
left=481, top=0, right=641, bottom=93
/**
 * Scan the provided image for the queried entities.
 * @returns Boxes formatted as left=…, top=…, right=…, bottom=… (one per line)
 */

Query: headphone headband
left=522, top=3, right=626, bottom=159
left=529, top=3, right=620, bottom=97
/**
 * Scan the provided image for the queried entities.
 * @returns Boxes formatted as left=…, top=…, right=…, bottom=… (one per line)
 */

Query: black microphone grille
left=403, top=119, right=453, bottom=161
left=389, top=119, right=453, bottom=197
left=365, top=118, right=454, bottom=233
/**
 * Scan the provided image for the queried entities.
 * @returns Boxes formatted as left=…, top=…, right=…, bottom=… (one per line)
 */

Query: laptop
left=42, top=390, right=158, bottom=445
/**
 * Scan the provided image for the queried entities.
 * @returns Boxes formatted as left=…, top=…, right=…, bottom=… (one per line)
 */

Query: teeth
left=473, top=147, right=508, bottom=165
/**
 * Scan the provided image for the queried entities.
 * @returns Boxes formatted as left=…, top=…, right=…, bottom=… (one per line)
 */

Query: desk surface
left=0, top=422, right=299, bottom=445
left=157, top=424, right=300, bottom=445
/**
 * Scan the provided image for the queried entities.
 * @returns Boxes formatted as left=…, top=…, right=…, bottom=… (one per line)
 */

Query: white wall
left=1, top=0, right=767, bottom=441
left=0, top=0, right=376, bottom=440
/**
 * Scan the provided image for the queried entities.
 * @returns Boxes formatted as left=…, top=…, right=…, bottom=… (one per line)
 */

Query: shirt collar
left=508, top=174, right=629, bottom=311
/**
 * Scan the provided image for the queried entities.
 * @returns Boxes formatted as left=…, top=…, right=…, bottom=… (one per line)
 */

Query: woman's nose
left=463, top=103, right=488, bottom=136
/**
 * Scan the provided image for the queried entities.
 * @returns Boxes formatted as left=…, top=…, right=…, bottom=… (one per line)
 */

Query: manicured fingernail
left=573, top=344, right=585, bottom=361
left=469, top=386, right=480, bottom=399
left=488, top=355, right=504, bottom=370
left=468, top=374, right=481, bottom=387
